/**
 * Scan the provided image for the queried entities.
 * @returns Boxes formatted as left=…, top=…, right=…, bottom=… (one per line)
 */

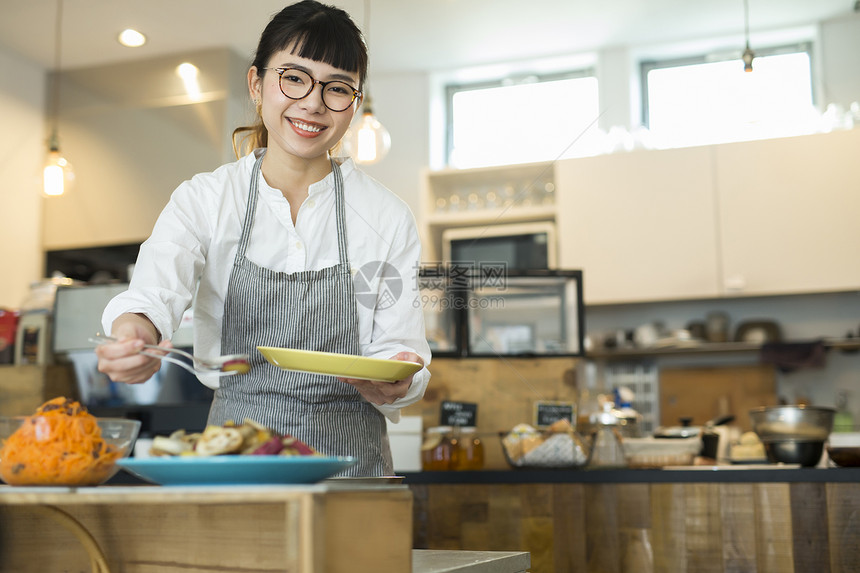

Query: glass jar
left=453, top=426, right=484, bottom=470
left=588, top=402, right=627, bottom=468
left=421, top=426, right=455, bottom=471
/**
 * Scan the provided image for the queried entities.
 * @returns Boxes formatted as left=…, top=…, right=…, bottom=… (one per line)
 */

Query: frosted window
left=645, top=48, right=816, bottom=148
left=447, top=74, right=600, bottom=168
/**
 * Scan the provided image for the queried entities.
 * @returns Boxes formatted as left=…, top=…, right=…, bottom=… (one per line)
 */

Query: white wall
left=41, top=49, right=242, bottom=250
left=0, top=46, right=46, bottom=308
left=820, top=12, right=860, bottom=109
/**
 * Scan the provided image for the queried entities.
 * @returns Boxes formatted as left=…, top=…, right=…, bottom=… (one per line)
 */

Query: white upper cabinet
left=421, top=129, right=860, bottom=304
left=715, top=129, right=860, bottom=296
left=555, top=146, right=721, bottom=304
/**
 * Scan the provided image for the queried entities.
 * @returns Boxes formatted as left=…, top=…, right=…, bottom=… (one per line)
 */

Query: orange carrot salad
left=0, top=397, right=121, bottom=486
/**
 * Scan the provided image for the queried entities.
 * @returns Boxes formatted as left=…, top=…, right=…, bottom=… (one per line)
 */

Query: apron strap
left=234, top=151, right=265, bottom=261
left=330, top=158, right=349, bottom=267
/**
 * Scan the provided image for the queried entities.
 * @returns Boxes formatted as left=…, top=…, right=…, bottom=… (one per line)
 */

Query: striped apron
left=208, top=152, right=392, bottom=477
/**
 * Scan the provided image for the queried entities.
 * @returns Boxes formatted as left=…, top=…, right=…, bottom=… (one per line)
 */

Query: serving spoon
left=89, top=334, right=251, bottom=377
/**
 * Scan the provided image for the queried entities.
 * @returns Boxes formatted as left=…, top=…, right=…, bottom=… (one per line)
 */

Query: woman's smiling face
left=250, top=49, right=360, bottom=162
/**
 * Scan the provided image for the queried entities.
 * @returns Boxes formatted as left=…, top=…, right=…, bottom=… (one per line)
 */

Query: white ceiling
left=0, top=0, right=855, bottom=75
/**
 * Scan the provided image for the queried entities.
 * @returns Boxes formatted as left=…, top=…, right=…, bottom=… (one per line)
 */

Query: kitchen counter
left=406, top=468, right=860, bottom=573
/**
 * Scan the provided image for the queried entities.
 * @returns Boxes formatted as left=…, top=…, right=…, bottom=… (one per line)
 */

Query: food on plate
left=731, top=431, right=766, bottom=460
left=149, top=418, right=322, bottom=457
left=501, top=418, right=589, bottom=468
left=0, top=397, right=124, bottom=486
left=221, top=358, right=252, bottom=375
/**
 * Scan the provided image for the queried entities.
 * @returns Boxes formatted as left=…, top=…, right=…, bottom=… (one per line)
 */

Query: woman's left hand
left=338, top=351, right=424, bottom=405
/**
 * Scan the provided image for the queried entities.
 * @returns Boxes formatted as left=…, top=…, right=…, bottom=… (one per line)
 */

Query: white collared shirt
left=103, top=151, right=431, bottom=420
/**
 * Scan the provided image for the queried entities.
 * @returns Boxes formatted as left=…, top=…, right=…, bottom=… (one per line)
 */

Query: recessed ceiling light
left=118, top=29, right=147, bottom=48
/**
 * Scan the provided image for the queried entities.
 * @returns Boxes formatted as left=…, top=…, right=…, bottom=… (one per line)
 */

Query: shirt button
left=306, top=199, right=315, bottom=208
left=295, top=242, right=303, bottom=250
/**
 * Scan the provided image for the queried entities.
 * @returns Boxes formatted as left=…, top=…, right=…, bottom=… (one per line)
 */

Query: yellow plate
left=257, top=347, right=422, bottom=383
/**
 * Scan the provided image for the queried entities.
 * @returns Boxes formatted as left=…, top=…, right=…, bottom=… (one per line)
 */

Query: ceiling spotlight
left=118, top=28, right=147, bottom=48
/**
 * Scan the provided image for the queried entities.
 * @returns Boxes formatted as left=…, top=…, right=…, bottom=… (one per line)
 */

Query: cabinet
left=555, top=145, right=720, bottom=303
left=715, top=129, right=860, bottom=296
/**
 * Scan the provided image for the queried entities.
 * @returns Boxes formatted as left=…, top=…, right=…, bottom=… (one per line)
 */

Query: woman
left=96, top=0, right=431, bottom=476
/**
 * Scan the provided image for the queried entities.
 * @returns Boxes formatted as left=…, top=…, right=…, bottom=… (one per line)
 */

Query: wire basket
left=499, top=430, right=592, bottom=469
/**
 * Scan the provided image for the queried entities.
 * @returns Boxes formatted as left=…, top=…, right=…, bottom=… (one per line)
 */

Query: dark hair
left=233, top=0, right=368, bottom=156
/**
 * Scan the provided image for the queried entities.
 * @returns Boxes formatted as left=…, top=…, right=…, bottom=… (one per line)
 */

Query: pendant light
left=43, top=0, right=74, bottom=197
left=344, top=0, right=391, bottom=164
left=741, top=0, right=755, bottom=73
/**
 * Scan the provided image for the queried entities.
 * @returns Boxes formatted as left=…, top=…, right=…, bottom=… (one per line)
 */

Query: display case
left=419, top=267, right=584, bottom=357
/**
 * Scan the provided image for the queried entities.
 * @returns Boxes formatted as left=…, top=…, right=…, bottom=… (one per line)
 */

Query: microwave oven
left=441, top=221, right=557, bottom=270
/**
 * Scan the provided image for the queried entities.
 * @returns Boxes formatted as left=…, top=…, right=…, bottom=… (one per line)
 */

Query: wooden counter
left=0, top=484, right=413, bottom=573
left=406, top=468, right=860, bottom=573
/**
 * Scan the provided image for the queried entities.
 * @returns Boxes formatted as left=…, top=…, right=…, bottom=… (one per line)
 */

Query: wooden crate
left=0, top=485, right=413, bottom=573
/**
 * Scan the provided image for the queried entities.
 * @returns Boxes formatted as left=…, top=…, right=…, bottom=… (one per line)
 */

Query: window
left=642, top=43, right=816, bottom=148
left=446, top=71, right=600, bottom=169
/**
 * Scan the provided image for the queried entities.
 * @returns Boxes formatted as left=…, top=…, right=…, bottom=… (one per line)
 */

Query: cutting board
left=659, top=364, right=777, bottom=432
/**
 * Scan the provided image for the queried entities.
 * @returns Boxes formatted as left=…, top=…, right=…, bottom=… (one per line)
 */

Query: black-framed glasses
left=263, top=67, right=361, bottom=112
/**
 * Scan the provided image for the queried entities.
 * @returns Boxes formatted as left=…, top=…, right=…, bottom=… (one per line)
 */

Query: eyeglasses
left=263, top=67, right=361, bottom=112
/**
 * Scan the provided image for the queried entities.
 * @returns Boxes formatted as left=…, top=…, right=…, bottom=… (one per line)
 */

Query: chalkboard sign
left=440, top=400, right=478, bottom=427
left=534, top=401, right=575, bottom=428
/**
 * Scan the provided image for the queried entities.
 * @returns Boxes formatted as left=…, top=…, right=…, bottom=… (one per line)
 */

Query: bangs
left=289, top=16, right=366, bottom=79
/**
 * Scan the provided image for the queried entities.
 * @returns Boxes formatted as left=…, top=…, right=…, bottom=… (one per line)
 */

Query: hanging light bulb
left=741, top=0, right=755, bottom=72
left=43, top=0, right=74, bottom=197
left=346, top=95, right=391, bottom=164
left=742, top=45, right=755, bottom=73
left=43, top=133, right=74, bottom=197
left=342, top=0, right=391, bottom=165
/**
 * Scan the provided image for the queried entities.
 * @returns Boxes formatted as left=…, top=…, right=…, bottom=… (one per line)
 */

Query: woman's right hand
left=95, top=313, right=170, bottom=384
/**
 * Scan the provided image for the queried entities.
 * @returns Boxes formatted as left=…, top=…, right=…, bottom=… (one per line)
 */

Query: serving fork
left=90, top=334, right=251, bottom=377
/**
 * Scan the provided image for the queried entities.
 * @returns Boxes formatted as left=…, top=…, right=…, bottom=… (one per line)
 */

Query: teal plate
left=117, top=455, right=356, bottom=486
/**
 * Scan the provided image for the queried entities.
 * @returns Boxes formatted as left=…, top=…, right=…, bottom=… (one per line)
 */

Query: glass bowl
left=0, top=416, right=141, bottom=486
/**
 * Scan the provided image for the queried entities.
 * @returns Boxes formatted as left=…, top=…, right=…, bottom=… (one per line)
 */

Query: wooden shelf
left=586, top=337, right=860, bottom=360
left=424, top=205, right=556, bottom=227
